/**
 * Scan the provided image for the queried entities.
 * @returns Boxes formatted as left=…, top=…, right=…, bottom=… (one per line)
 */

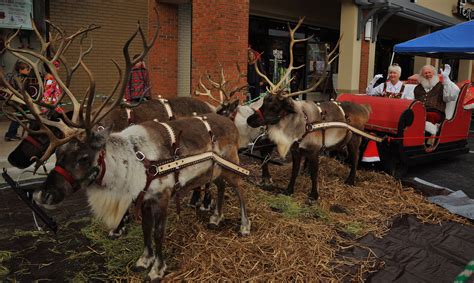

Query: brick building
left=1, top=0, right=473, bottom=103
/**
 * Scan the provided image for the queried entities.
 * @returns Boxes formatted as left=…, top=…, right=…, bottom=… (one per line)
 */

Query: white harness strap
left=158, top=96, right=174, bottom=120
left=126, top=108, right=132, bottom=123
left=156, top=152, right=250, bottom=176
left=153, top=119, right=177, bottom=145
left=193, top=116, right=213, bottom=135
left=149, top=117, right=250, bottom=176
left=308, top=121, right=383, bottom=142
left=330, top=99, right=346, bottom=118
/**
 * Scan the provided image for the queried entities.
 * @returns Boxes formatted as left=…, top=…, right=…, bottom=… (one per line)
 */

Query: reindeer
left=195, top=63, right=276, bottom=186
left=2, top=16, right=216, bottom=218
left=246, top=18, right=371, bottom=202
left=3, top=11, right=250, bottom=281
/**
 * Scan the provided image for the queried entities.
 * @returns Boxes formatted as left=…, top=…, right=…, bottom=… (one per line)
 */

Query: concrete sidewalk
left=0, top=120, right=56, bottom=183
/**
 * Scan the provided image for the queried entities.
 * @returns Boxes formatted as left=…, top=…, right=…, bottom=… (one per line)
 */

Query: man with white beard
left=412, top=64, right=459, bottom=137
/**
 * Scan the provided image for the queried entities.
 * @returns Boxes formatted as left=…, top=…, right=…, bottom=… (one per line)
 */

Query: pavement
left=405, top=120, right=474, bottom=198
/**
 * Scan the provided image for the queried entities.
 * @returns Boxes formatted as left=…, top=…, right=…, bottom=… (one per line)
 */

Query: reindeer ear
left=89, top=126, right=112, bottom=149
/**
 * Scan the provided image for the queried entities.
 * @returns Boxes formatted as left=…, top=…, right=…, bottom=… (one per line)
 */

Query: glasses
left=391, top=63, right=399, bottom=66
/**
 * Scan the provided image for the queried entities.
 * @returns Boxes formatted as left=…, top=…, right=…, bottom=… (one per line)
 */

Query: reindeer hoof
left=344, top=179, right=355, bottom=186
left=306, top=197, right=318, bottom=206
left=199, top=198, right=213, bottom=211
left=208, top=213, right=224, bottom=227
left=133, top=254, right=155, bottom=272
left=108, top=226, right=127, bottom=239
left=240, top=221, right=251, bottom=236
left=147, top=261, right=167, bottom=281
left=258, top=178, right=273, bottom=187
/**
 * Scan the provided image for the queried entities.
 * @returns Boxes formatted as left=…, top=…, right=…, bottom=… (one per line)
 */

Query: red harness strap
left=54, top=165, right=75, bottom=186
left=53, top=148, right=106, bottom=191
left=95, top=149, right=107, bottom=186
left=134, top=123, right=181, bottom=222
left=24, top=135, right=43, bottom=150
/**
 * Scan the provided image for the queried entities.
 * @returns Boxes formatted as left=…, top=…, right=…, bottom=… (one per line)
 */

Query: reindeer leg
left=134, top=199, right=155, bottom=272
left=108, top=209, right=130, bottom=239
left=209, top=179, right=225, bottom=227
left=147, top=193, right=170, bottom=281
left=345, top=136, right=361, bottom=186
left=200, top=183, right=212, bottom=211
left=307, top=153, right=320, bottom=202
left=188, top=187, right=201, bottom=208
left=259, top=146, right=274, bottom=187
left=231, top=184, right=251, bottom=236
left=285, top=146, right=302, bottom=196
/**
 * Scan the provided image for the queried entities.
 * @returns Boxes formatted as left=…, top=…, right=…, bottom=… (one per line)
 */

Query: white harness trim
left=146, top=117, right=250, bottom=176
left=308, top=121, right=383, bottom=142
left=158, top=97, right=174, bottom=120
left=330, top=99, right=346, bottom=118
left=156, top=152, right=249, bottom=176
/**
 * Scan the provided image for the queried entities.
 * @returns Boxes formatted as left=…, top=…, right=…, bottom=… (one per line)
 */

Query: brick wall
left=49, top=0, right=148, bottom=102
left=358, top=37, right=370, bottom=93
left=191, top=0, right=249, bottom=104
left=148, top=2, right=178, bottom=98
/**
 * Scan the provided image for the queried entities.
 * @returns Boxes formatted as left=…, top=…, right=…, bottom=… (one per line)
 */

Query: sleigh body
left=337, top=83, right=472, bottom=175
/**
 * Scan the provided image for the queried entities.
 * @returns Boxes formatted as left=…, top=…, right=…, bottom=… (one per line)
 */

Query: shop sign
left=0, top=0, right=33, bottom=30
left=457, top=0, right=474, bottom=21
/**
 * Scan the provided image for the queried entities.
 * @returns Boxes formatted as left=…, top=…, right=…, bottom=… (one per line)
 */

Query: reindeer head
left=247, top=18, right=340, bottom=128
left=34, top=128, right=111, bottom=208
left=195, top=61, right=247, bottom=118
left=1, top=13, right=159, bottom=208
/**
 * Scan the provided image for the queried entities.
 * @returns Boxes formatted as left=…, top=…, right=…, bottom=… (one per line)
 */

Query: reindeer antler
left=0, top=71, right=81, bottom=171
left=195, top=61, right=247, bottom=105
left=91, top=8, right=159, bottom=126
left=286, top=35, right=341, bottom=98
left=4, top=19, right=100, bottom=127
left=1, top=7, right=160, bottom=170
left=253, top=18, right=341, bottom=98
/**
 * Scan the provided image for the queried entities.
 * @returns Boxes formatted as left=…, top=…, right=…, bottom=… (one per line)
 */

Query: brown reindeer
left=247, top=18, right=371, bottom=201
left=4, top=12, right=250, bottom=281
left=2, top=15, right=216, bottom=217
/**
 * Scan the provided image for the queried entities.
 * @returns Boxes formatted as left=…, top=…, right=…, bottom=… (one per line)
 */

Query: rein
left=53, top=149, right=106, bottom=192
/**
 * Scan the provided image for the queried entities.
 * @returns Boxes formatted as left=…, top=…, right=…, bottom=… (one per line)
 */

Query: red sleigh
left=337, top=83, right=472, bottom=176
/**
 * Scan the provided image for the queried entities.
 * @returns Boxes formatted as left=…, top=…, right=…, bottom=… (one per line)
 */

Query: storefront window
left=249, top=16, right=339, bottom=98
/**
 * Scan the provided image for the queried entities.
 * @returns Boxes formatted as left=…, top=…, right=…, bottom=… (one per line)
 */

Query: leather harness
left=297, top=100, right=383, bottom=146
left=126, top=96, right=175, bottom=125
left=132, top=116, right=249, bottom=220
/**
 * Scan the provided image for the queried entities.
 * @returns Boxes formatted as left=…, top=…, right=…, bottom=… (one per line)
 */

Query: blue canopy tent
left=393, top=20, right=474, bottom=59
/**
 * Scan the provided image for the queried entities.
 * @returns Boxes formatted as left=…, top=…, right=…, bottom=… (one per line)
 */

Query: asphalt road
left=405, top=120, right=474, bottom=198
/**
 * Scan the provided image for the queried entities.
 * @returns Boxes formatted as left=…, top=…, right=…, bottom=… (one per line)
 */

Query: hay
left=84, top=156, right=469, bottom=281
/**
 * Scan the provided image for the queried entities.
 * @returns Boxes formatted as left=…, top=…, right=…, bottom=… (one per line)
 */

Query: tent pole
left=387, top=51, right=395, bottom=79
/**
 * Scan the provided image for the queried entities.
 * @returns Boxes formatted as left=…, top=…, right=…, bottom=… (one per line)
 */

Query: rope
left=454, top=260, right=474, bottom=283
left=244, top=91, right=268, bottom=106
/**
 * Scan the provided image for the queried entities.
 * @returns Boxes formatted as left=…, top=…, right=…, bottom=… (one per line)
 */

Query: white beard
left=418, top=75, right=439, bottom=90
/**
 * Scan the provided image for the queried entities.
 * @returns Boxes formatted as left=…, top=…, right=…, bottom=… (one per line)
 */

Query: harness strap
left=126, top=108, right=134, bottom=124
left=24, top=135, right=42, bottom=150
left=158, top=97, right=175, bottom=120
left=54, top=166, right=75, bottom=186
left=330, top=99, right=346, bottom=118
left=95, top=149, right=106, bottom=186
left=308, top=121, right=384, bottom=142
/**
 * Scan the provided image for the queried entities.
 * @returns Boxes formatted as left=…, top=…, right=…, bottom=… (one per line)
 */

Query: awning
left=394, top=20, right=474, bottom=59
